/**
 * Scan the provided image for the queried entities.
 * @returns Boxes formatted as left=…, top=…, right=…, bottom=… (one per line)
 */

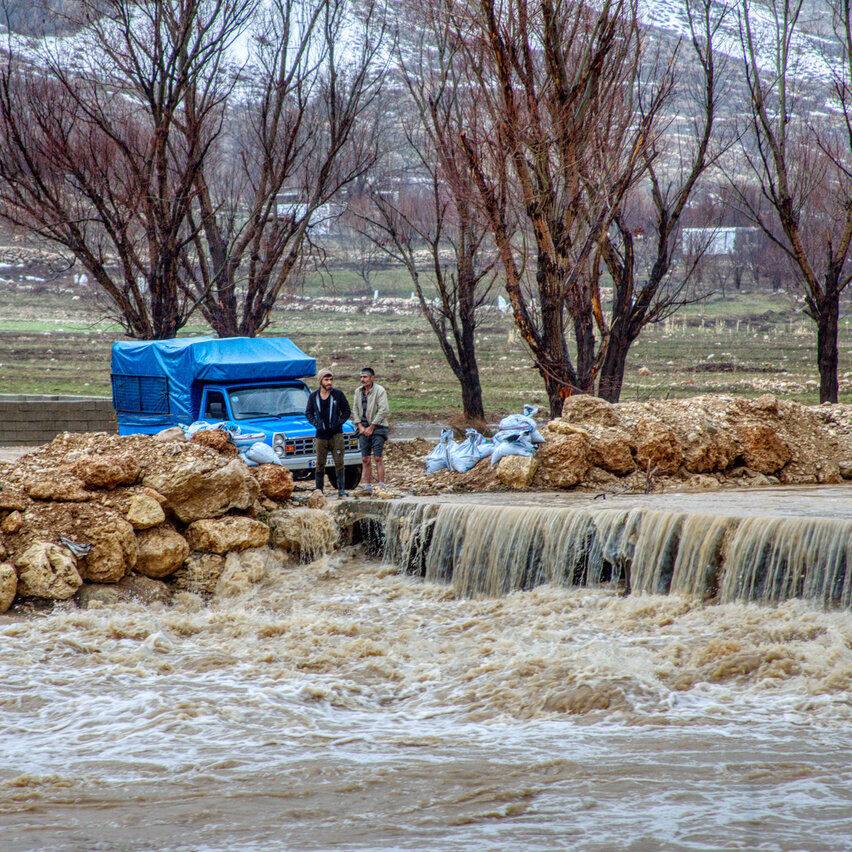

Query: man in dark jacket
left=305, top=368, right=352, bottom=497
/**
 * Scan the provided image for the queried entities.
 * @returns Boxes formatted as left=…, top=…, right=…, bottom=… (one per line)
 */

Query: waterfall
left=383, top=501, right=851, bottom=608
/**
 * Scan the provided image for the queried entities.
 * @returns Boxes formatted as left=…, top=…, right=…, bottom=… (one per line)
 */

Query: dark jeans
left=315, top=433, right=345, bottom=490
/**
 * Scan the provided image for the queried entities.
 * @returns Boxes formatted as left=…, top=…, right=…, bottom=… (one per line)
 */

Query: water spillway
left=375, top=487, right=852, bottom=608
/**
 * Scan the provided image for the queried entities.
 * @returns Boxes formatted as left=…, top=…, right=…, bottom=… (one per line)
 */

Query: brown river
left=2, top=546, right=850, bottom=850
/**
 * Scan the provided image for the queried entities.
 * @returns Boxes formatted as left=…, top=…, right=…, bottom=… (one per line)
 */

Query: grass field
left=0, top=268, right=850, bottom=416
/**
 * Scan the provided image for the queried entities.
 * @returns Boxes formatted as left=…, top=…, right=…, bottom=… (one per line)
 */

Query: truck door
left=201, top=388, right=229, bottom=421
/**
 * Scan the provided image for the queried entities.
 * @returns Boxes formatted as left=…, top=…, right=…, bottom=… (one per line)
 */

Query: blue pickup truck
left=110, top=336, right=362, bottom=488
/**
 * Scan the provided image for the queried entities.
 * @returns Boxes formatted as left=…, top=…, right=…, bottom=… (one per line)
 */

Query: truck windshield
left=228, top=385, right=310, bottom=420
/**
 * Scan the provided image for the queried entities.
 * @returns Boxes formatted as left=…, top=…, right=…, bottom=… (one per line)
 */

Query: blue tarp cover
left=111, top=337, right=316, bottom=427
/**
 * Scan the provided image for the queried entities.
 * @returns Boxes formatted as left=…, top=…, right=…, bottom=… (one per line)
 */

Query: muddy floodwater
left=2, top=549, right=851, bottom=850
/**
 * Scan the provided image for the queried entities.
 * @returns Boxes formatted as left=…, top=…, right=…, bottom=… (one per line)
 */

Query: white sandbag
left=464, top=428, right=495, bottom=460
left=448, top=430, right=486, bottom=473
left=245, top=441, right=281, bottom=466
left=239, top=452, right=258, bottom=467
left=425, top=429, right=454, bottom=474
left=498, top=404, right=545, bottom=444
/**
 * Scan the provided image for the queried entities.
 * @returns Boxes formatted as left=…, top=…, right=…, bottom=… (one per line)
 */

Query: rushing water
left=2, top=546, right=850, bottom=850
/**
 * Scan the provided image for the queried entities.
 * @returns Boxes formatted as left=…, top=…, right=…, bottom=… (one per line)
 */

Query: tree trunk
left=459, top=365, right=486, bottom=421
left=597, top=332, right=631, bottom=402
left=816, top=287, right=840, bottom=403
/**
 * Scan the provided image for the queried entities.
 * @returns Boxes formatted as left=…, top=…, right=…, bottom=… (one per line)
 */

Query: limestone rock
left=77, top=574, right=172, bottom=608
left=190, top=429, right=237, bottom=456
left=733, top=424, right=791, bottom=474
left=172, top=553, right=226, bottom=594
left=251, top=465, right=294, bottom=501
left=684, top=474, right=721, bottom=491
left=559, top=395, right=621, bottom=427
left=72, top=453, right=140, bottom=489
left=682, top=427, right=738, bottom=474
left=840, top=460, right=852, bottom=479
left=215, top=547, right=278, bottom=597
left=77, top=514, right=138, bottom=583
left=118, top=574, right=172, bottom=605
left=496, top=455, right=540, bottom=488
left=126, top=494, right=166, bottom=530
left=25, top=475, right=90, bottom=502
left=154, top=426, right=187, bottom=442
left=634, top=421, right=683, bottom=475
left=143, top=458, right=259, bottom=523
left=307, top=489, right=327, bottom=509
left=15, top=543, right=82, bottom=599
left=0, top=486, right=28, bottom=511
left=1, top=510, right=23, bottom=534
left=135, top=523, right=190, bottom=578
left=268, top=508, right=339, bottom=562
left=589, top=429, right=635, bottom=475
left=532, top=434, right=591, bottom=489
left=0, top=562, right=16, bottom=612
left=185, top=517, right=270, bottom=554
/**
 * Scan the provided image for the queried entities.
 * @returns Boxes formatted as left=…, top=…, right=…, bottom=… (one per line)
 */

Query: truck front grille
left=274, top=433, right=360, bottom=458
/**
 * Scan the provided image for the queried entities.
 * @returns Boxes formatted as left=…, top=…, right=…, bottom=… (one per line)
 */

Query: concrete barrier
left=0, top=394, right=116, bottom=445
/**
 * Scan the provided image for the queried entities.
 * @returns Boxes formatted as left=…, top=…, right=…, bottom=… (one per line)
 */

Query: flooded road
left=2, top=549, right=850, bottom=850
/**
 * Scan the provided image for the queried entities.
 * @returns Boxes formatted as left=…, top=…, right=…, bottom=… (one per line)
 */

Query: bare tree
left=0, top=0, right=253, bottom=338
left=183, top=0, right=387, bottom=336
left=733, top=0, right=851, bottom=402
left=355, top=11, right=496, bottom=421
left=445, top=0, right=671, bottom=416
left=593, top=0, right=730, bottom=401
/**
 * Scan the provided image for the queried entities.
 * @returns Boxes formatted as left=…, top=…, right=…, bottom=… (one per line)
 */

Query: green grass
left=1, top=283, right=850, bottom=415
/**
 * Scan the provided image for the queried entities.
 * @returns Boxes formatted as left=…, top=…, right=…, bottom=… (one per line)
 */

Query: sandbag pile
left=0, top=431, right=336, bottom=613
left=425, top=407, right=544, bottom=476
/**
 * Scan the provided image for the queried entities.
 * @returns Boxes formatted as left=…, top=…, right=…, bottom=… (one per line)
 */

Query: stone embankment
left=0, top=431, right=337, bottom=612
left=387, top=394, right=852, bottom=494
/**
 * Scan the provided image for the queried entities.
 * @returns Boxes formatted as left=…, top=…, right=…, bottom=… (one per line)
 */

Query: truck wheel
left=328, top=465, right=362, bottom=490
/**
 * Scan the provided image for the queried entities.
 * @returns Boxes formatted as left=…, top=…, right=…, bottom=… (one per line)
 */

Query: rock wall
left=0, top=431, right=333, bottom=612
left=391, top=395, right=852, bottom=494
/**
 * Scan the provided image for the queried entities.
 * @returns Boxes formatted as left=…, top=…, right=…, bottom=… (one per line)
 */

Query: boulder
left=589, top=429, right=635, bottom=476
left=77, top=514, right=138, bottom=583
left=25, top=475, right=90, bottom=502
left=0, top=562, right=16, bottom=612
left=190, top=430, right=237, bottom=456
left=154, top=426, right=187, bottom=442
left=143, top=458, right=259, bottom=523
left=840, top=460, right=852, bottom=480
left=215, top=547, right=277, bottom=597
left=268, top=508, right=339, bottom=562
left=185, top=517, right=270, bottom=554
left=307, top=490, right=327, bottom=509
left=76, top=574, right=172, bottom=608
left=72, top=453, right=140, bottom=489
left=118, top=574, right=172, bottom=605
left=682, top=427, right=738, bottom=474
left=496, top=455, right=539, bottom=488
left=135, top=524, right=190, bottom=578
left=15, top=542, right=82, bottom=599
left=559, top=395, right=621, bottom=427
left=1, top=510, right=23, bottom=534
left=0, top=486, right=28, bottom=511
left=733, top=424, right=791, bottom=474
left=532, top=434, right=592, bottom=489
left=251, top=465, right=294, bottom=501
left=172, top=553, right=226, bottom=595
left=125, top=494, right=166, bottom=530
left=634, top=420, right=683, bottom=475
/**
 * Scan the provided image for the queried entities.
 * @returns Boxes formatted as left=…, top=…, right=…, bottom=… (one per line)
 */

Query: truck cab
left=110, top=336, right=362, bottom=488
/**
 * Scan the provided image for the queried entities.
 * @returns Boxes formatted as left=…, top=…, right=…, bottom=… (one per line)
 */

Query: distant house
left=681, top=226, right=759, bottom=256
left=274, top=191, right=340, bottom=235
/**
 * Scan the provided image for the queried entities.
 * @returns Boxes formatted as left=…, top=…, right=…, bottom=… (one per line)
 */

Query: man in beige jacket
left=352, top=366, right=390, bottom=493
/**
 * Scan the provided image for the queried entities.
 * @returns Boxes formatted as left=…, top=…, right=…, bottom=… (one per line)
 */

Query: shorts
left=358, top=426, right=388, bottom=458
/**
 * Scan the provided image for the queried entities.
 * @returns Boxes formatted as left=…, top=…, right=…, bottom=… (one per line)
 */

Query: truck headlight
left=273, top=432, right=285, bottom=446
